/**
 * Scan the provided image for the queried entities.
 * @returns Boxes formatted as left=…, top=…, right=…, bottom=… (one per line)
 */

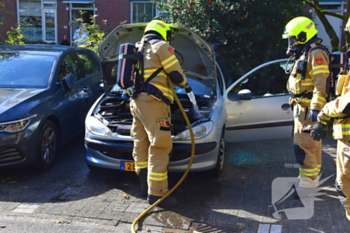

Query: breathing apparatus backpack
left=116, top=38, right=163, bottom=99
left=299, top=45, right=349, bottom=100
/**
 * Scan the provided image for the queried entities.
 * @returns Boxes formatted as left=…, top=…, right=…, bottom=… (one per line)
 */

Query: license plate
left=120, top=161, right=135, bottom=171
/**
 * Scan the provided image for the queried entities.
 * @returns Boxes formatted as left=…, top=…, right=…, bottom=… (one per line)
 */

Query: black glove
left=184, top=83, right=192, bottom=93
left=310, top=122, right=328, bottom=141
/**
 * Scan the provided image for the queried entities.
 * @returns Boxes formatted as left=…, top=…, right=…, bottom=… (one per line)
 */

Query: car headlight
left=86, top=116, right=114, bottom=137
left=0, top=115, right=37, bottom=133
left=173, top=121, right=213, bottom=141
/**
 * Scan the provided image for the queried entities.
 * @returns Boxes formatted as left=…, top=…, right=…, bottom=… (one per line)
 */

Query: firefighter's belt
left=290, top=91, right=313, bottom=99
left=142, top=84, right=171, bottom=106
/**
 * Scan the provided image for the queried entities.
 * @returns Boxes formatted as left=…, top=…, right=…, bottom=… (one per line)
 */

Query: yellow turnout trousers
left=293, top=103, right=322, bottom=187
left=336, top=139, right=350, bottom=219
left=130, top=94, right=172, bottom=197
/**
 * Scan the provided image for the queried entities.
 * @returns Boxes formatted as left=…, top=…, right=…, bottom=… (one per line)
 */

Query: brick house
left=0, top=0, right=159, bottom=45
left=0, top=0, right=349, bottom=50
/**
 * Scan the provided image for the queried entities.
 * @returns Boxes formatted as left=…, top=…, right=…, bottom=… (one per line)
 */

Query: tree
left=73, top=11, right=107, bottom=56
left=153, top=0, right=306, bottom=82
left=0, top=0, right=14, bottom=44
left=300, top=0, right=349, bottom=52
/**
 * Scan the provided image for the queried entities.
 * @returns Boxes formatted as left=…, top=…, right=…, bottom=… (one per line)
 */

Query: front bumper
left=85, top=137, right=218, bottom=172
left=0, top=130, right=37, bottom=168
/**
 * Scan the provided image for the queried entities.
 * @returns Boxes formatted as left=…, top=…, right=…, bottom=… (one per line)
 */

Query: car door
left=224, top=59, right=293, bottom=142
left=54, top=52, right=88, bottom=139
left=76, top=50, right=102, bottom=107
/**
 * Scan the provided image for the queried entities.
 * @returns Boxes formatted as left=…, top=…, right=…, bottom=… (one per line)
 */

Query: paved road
left=0, top=133, right=349, bottom=233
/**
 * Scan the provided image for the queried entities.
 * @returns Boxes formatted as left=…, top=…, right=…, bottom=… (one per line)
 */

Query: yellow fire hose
left=131, top=84, right=196, bottom=233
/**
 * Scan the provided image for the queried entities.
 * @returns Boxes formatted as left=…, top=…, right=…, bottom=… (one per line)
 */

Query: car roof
left=0, top=44, right=92, bottom=55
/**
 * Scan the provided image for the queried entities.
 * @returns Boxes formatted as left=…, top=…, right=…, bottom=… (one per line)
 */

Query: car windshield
left=0, top=52, right=56, bottom=88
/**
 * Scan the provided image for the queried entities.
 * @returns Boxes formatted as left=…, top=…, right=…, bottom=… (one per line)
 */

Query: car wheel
left=35, top=120, right=58, bottom=171
left=210, top=133, right=225, bottom=178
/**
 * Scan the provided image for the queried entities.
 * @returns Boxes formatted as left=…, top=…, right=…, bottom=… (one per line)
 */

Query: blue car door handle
left=83, top=87, right=89, bottom=92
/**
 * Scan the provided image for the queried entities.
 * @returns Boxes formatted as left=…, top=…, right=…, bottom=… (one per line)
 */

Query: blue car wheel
left=35, top=120, right=58, bottom=171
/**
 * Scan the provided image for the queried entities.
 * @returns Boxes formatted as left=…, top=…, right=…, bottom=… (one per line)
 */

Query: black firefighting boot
left=147, top=194, right=177, bottom=208
left=137, top=169, right=148, bottom=198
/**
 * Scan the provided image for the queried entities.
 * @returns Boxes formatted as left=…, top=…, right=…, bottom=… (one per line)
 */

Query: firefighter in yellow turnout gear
left=283, top=17, right=330, bottom=188
left=310, top=18, right=350, bottom=221
left=311, top=73, right=350, bottom=220
left=130, top=20, right=188, bottom=207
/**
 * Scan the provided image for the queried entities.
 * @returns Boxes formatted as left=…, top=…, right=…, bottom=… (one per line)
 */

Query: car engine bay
left=94, top=92, right=213, bottom=136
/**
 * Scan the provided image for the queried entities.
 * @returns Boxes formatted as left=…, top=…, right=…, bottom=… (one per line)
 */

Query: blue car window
left=58, top=53, right=81, bottom=83
left=0, top=52, right=55, bottom=88
left=77, top=51, right=100, bottom=77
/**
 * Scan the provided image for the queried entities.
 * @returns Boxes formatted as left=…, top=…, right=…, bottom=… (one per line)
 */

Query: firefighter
left=310, top=18, right=350, bottom=221
left=282, top=16, right=330, bottom=188
left=130, top=20, right=189, bottom=207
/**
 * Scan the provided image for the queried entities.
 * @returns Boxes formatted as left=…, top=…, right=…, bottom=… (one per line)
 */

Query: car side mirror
left=63, top=73, right=75, bottom=91
left=238, top=89, right=252, bottom=100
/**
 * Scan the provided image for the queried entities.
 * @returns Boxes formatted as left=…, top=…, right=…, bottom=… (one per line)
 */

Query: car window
left=77, top=51, right=100, bottom=77
left=58, top=53, right=81, bottom=84
left=228, top=61, right=289, bottom=100
left=0, top=52, right=55, bottom=88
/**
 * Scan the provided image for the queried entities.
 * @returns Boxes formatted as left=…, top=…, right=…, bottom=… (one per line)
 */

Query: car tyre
left=35, top=120, right=58, bottom=171
left=209, top=133, right=225, bottom=178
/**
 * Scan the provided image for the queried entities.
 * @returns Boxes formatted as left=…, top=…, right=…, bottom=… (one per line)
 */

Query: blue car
left=0, top=44, right=102, bottom=170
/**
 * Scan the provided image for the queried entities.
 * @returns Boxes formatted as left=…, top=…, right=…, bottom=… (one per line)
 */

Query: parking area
left=0, top=134, right=348, bottom=233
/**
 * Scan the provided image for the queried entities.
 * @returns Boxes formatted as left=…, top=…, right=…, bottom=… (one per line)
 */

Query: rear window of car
left=0, top=52, right=55, bottom=88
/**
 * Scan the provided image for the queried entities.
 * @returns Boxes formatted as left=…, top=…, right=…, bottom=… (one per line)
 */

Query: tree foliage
left=153, top=0, right=306, bottom=82
left=73, top=11, right=107, bottom=56
left=300, top=0, right=350, bottom=52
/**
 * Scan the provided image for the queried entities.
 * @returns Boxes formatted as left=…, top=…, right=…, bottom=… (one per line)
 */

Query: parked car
left=84, top=23, right=293, bottom=176
left=0, top=44, right=103, bottom=170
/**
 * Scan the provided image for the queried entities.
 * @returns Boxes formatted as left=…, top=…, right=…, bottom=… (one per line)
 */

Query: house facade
left=0, top=0, right=159, bottom=45
left=0, top=0, right=348, bottom=50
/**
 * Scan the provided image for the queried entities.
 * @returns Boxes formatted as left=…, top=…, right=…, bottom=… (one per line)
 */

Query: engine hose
left=131, top=83, right=195, bottom=233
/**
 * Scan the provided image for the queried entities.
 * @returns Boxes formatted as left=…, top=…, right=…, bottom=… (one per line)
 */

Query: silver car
left=84, top=23, right=293, bottom=176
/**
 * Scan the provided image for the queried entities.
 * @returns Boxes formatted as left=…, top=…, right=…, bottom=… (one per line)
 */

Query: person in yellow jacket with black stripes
left=130, top=20, right=189, bottom=207
left=282, top=16, right=330, bottom=189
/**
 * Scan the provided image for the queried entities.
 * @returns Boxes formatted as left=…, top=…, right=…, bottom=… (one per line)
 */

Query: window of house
left=18, top=0, right=57, bottom=43
left=19, top=0, right=42, bottom=41
left=132, top=2, right=156, bottom=23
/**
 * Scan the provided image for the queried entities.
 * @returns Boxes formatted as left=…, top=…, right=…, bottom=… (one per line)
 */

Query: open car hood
left=99, top=23, right=216, bottom=93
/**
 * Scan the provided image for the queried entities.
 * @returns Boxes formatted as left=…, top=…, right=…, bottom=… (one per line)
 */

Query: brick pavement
left=0, top=136, right=349, bottom=233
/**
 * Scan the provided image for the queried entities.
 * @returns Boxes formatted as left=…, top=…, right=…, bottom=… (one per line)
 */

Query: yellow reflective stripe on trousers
left=314, top=95, right=326, bottom=106
left=161, top=55, right=178, bottom=70
left=311, top=65, right=330, bottom=75
left=149, top=171, right=167, bottom=181
left=299, top=165, right=321, bottom=176
left=135, top=161, right=148, bottom=169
